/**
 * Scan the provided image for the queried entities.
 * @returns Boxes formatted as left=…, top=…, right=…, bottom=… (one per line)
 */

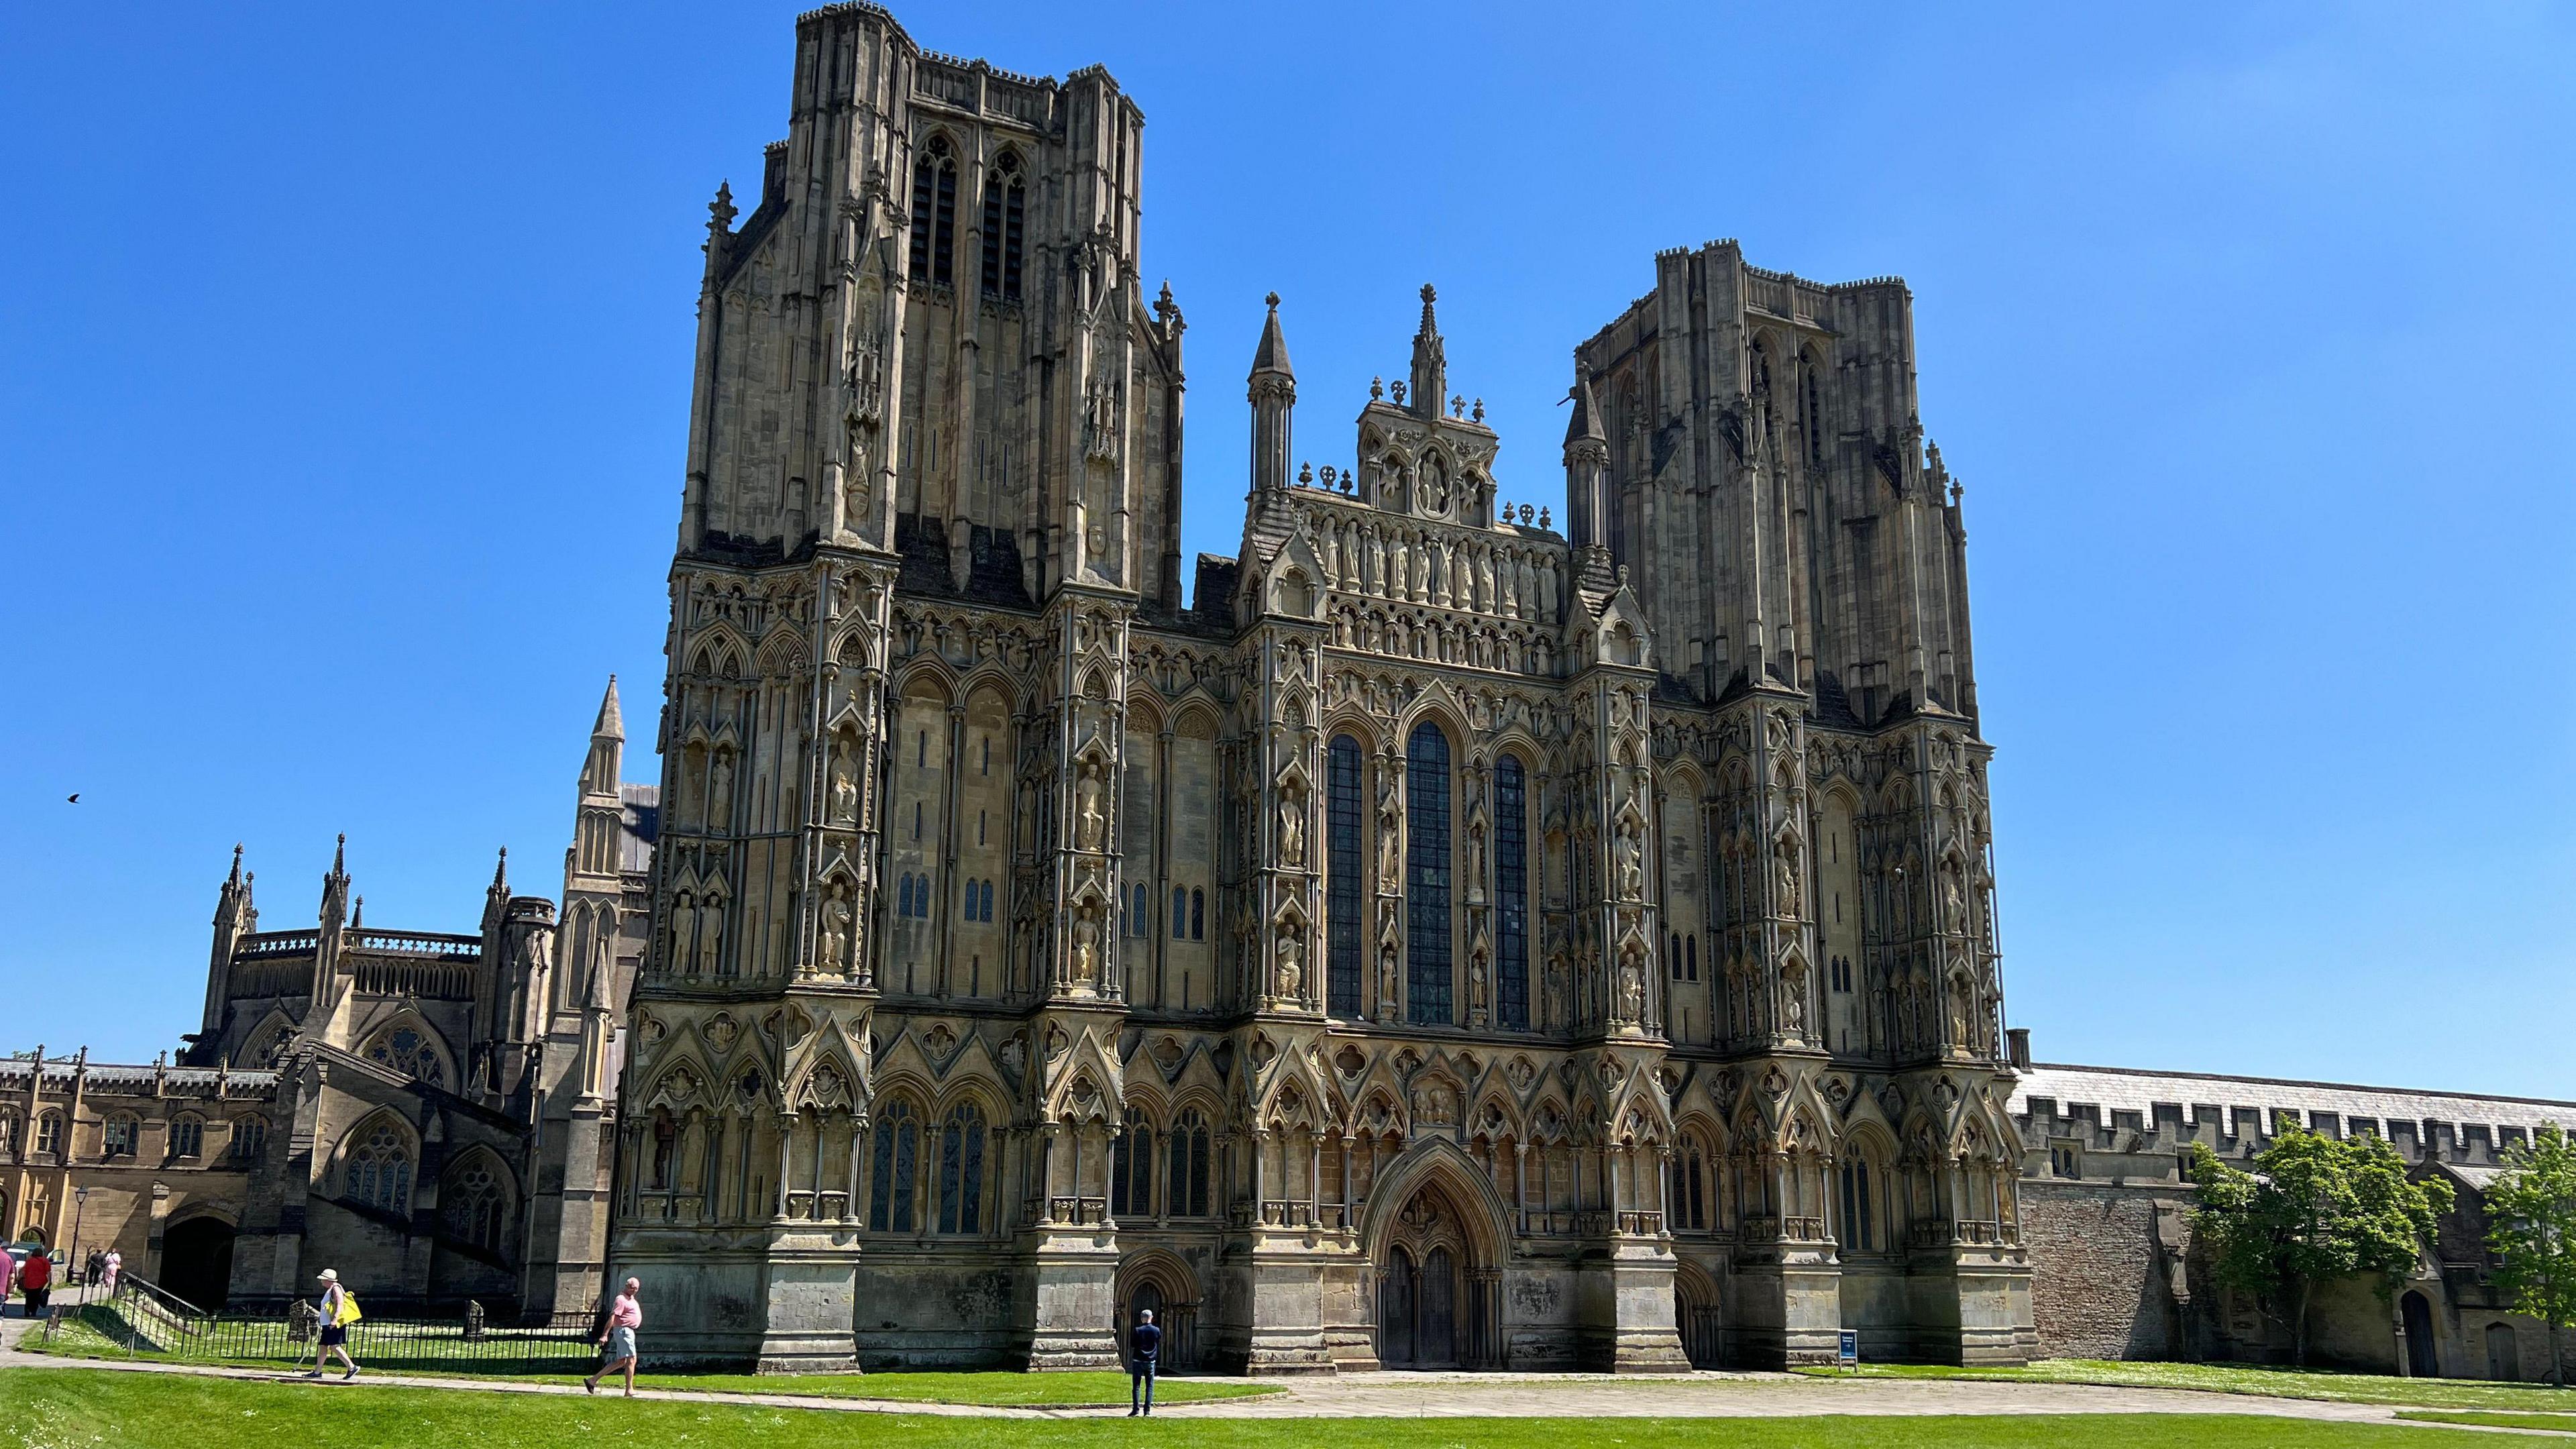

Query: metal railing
left=54, top=1275, right=598, bottom=1377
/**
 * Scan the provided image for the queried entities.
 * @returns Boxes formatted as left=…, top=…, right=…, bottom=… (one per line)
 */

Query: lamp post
left=70, top=1186, right=89, bottom=1301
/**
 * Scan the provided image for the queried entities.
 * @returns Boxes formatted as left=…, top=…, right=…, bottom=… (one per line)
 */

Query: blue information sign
left=1837, top=1329, right=1859, bottom=1366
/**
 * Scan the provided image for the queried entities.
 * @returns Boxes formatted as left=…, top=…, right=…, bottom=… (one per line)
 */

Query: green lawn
left=0, top=1368, right=2493, bottom=1449
left=1796, top=1358, right=2576, bottom=1412
left=2395, top=1409, right=2576, bottom=1433
left=21, top=1310, right=1271, bottom=1406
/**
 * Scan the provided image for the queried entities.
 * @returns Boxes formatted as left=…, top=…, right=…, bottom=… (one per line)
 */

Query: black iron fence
left=55, top=1275, right=598, bottom=1378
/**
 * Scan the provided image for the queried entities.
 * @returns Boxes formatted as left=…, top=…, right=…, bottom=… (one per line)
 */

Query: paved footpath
left=0, top=1312, right=2522, bottom=1430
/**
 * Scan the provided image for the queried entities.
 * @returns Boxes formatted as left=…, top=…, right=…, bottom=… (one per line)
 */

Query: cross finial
left=1265, top=290, right=1280, bottom=309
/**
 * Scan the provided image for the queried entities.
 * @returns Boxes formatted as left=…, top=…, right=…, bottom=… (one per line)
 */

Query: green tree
left=2189, top=1116, right=2453, bottom=1366
left=2485, top=1122, right=2576, bottom=1387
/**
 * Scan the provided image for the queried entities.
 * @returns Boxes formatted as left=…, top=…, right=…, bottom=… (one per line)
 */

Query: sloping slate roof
left=2012, top=1061, right=2576, bottom=1140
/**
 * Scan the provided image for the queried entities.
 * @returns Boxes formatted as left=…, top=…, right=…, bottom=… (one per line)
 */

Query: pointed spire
left=1248, top=292, right=1294, bottom=380
left=350, top=896, right=364, bottom=930
left=1565, top=371, right=1607, bottom=447
left=227, top=843, right=244, bottom=889
left=331, top=833, right=347, bottom=877
left=490, top=846, right=509, bottom=892
left=1409, top=283, right=1446, bottom=419
left=592, top=675, right=624, bottom=740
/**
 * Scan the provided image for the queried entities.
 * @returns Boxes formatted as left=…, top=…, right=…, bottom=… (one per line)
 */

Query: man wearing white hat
left=304, top=1269, right=360, bottom=1381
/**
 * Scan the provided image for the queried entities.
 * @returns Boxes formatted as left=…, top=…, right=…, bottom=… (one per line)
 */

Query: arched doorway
left=1372, top=1177, right=1495, bottom=1369
left=160, top=1216, right=235, bottom=1310
left=1675, top=1262, right=1723, bottom=1368
left=2486, top=1322, right=2518, bottom=1382
left=2402, top=1290, right=2439, bottom=1379
left=1114, top=1251, right=1201, bottom=1373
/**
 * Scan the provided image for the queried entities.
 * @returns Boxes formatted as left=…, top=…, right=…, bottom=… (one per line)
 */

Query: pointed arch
left=439, top=1144, right=516, bottom=1254
left=356, top=1010, right=455, bottom=1087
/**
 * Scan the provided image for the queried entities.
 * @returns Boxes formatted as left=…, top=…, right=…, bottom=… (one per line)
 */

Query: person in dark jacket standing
left=1126, top=1308, right=1162, bottom=1416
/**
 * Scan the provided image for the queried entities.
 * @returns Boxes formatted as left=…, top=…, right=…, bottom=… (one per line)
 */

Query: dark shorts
left=319, top=1325, right=347, bottom=1347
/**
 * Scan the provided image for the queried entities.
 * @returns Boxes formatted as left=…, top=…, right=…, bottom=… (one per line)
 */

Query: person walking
left=305, top=1269, right=360, bottom=1381
left=1126, top=1307, right=1162, bottom=1417
left=584, top=1277, right=643, bottom=1397
left=99, top=1248, right=121, bottom=1299
left=19, top=1248, right=51, bottom=1318
left=1, top=1243, right=15, bottom=1318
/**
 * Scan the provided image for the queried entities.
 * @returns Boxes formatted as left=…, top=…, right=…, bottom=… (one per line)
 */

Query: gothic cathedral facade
left=608, top=2, right=2032, bottom=1372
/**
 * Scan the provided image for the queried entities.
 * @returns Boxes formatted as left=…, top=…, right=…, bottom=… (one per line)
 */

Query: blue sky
left=4, top=3, right=2570, bottom=1097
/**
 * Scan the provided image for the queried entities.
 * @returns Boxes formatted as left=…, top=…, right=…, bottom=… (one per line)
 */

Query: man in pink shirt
left=583, top=1277, right=643, bottom=1397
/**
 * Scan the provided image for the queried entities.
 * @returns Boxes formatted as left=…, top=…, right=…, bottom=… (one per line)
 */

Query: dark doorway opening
left=2402, top=1290, right=2439, bottom=1379
left=160, top=1217, right=235, bottom=1310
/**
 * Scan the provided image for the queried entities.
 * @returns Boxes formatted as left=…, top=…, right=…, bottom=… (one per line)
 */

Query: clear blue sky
left=5, top=3, right=2570, bottom=1097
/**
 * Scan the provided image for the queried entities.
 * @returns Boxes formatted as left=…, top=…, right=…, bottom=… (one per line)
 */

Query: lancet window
left=1326, top=735, right=1364, bottom=1017
left=1495, top=753, right=1529, bottom=1030
left=1405, top=723, right=1454, bottom=1026
left=909, top=136, right=957, bottom=288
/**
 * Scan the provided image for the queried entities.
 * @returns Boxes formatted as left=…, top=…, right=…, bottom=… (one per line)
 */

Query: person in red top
left=584, top=1277, right=643, bottom=1397
left=17, top=1248, right=52, bottom=1318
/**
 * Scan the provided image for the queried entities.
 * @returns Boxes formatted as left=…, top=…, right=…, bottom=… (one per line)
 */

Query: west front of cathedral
left=611, top=1, right=2022, bottom=1373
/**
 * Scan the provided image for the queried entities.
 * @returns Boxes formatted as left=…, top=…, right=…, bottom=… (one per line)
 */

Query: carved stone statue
left=820, top=889, right=852, bottom=973
left=1274, top=931, right=1304, bottom=1000
left=707, top=751, right=736, bottom=828
left=1774, top=845, right=1801, bottom=917
left=1278, top=792, right=1305, bottom=867
left=668, top=894, right=696, bottom=973
left=1075, top=763, right=1106, bottom=851
left=830, top=745, right=858, bottom=824
left=696, top=900, right=724, bottom=975
left=1616, top=942, right=1646, bottom=1021
left=1616, top=826, right=1644, bottom=900
left=1073, top=906, right=1101, bottom=984
left=1781, top=963, right=1807, bottom=1033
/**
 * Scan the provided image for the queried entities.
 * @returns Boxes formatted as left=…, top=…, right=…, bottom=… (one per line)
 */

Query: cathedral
left=604, top=1, right=2025, bottom=1373
left=17, top=0, right=2570, bottom=1387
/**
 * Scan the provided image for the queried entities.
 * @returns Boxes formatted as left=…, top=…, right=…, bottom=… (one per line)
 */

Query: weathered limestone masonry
left=604, top=2, right=2031, bottom=1373
left=2009, top=1055, right=2576, bottom=1383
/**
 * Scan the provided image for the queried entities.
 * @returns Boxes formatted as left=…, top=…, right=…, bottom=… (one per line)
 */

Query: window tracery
left=345, top=1122, right=413, bottom=1214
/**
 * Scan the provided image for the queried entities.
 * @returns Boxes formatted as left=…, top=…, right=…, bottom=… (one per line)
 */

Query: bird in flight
left=66, top=794, right=79, bottom=803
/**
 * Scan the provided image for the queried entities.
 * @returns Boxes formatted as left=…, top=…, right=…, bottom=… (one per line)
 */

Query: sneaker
left=343, top=1366, right=360, bottom=1381
left=300, top=1371, right=323, bottom=1380
left=584, top=1380, right=597, bottom=1395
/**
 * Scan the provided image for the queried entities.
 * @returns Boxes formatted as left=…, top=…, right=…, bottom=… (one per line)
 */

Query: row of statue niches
left=1293, top=504, right=1566, bottom=622
left=1289, top=461, right=1552, bottom=531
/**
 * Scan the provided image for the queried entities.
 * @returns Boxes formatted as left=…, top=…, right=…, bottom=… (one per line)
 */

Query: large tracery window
left=445, top=1159, right=506, bottom=1251
left=1405, top=723, right=1454, bottom=1026
left=908, top=136, right=957, bottom=288
left=1326, top=735, right=1365, bottom=1018
left=345, top=1123, right=413, bottom=1215
left=934, top=1104, right=985, bottom=1235
left=1495, top=753, right=1529, bottom=1030
left=869, top=1100, right=922, bottom=1232
left=364, top=1024, right=445, bottom=1085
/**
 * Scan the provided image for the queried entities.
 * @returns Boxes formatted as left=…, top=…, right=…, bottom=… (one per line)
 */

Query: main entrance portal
left=1373, top=1178, right=1497, bottom=1369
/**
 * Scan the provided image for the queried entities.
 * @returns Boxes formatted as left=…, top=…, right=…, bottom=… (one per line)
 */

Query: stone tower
left=1574, top=241, right=2026, bottom=1363
left=621, top=1, right=1186, bottom=1368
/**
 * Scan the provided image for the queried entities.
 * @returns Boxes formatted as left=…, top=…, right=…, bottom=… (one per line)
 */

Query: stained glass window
left=871, top=1101, right=921, bottom=1232
left=936, top=1104, right=984, bottom=1234
left=1405, top=724, right=1453, bottom=1026
left=1495, top=755, right=1529, bottom=1030
left=1326, top=735, right=1364, bottom=1017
